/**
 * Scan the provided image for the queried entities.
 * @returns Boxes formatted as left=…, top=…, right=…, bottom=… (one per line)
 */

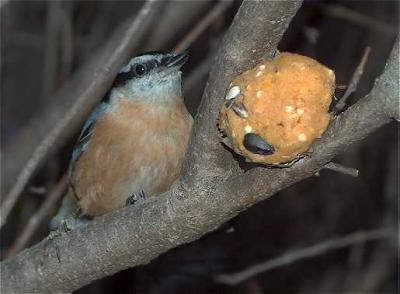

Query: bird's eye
left=134, top=63, right=147, bottom=77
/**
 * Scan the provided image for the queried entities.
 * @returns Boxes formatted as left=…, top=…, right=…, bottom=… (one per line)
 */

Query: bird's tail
left=49, top=189, right=79, bottom=231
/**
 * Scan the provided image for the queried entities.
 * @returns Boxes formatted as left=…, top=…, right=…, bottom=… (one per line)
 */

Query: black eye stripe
left=113, top=70, right=136, bottom=88
left=114, top=61, right=157, bottom=87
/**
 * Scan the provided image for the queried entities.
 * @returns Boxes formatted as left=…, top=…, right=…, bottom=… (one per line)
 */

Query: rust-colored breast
left=71, top=98, right=193, bottom=216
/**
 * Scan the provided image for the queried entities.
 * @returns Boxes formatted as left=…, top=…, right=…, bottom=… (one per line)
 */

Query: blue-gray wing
left=69, top=102, right=108, bottom=174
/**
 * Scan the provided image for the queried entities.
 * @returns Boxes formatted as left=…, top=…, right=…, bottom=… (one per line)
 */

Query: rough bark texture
left=1, top=0, right=398, bottom=292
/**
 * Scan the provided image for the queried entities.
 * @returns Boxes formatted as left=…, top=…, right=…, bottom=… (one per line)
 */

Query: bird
left=50, top=52, right=193, bottom=231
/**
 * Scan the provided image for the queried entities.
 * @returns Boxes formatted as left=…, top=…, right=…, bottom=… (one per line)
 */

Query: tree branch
left=335, top=46, right=371, bottom=112
left=171, top=0, right=233, bottom=53
left=1, top=1, right=397, bottom=293
left=215, top=227, right=395, bottom=285
left=323, top=162, right=359, bottom=177
left=5, top=174, right=68, bottom=258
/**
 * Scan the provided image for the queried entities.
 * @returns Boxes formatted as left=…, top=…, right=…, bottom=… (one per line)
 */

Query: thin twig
left=59, top=1, right=73, bottom=83
left=5, top=174, right=68, bottom=258
left=172, top=0, right=233, bottom=53
left=322, top=4, right=397, bottom=37
left=323, top=162, right=359, bottom=177
left=28, top=186, right=47, bottom=195
left=0, top=0, right=10, bottom=9
left=184, top=54, right=214, bottom=92
left=335, top=46, right=371, bottom=112
left=42, top=1, right=61, bottom=100
left=184, top=53, right=215, bottom=114
left=215, top=228, right=395, bottom=286
left=141, top=1, right=209, bottom=51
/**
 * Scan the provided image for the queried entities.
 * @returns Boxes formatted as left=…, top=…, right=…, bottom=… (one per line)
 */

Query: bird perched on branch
left=50, top=52, right=193, bottom=231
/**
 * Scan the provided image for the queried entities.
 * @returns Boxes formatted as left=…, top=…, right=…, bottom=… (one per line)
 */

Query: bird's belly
left=71, top=112, right=191, bottom=216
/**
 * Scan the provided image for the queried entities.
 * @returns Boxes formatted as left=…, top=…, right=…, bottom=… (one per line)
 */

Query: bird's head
left=110, top=51, right=188, bottom=102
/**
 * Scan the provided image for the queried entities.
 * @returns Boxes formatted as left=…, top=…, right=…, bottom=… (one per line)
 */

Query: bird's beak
left=162, top=52, right=189, bottom=68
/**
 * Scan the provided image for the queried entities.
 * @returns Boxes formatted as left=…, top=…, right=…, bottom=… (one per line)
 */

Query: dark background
left=1, top=0, right=398, bottom=293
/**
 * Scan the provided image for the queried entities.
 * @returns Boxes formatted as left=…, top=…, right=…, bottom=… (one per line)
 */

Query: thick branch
left=1, top=3, right=397, bottom=294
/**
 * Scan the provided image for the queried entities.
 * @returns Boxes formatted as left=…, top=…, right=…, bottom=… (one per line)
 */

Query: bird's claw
left=126, top=190, right=146, bottom=206
left=48, top=213, right=77, bottom=240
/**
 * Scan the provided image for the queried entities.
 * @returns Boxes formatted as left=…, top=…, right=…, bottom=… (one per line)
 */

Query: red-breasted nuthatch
left=50, top=52, right=193, bottom=230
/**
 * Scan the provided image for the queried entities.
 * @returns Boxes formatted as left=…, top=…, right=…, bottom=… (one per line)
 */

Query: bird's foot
left=48, top=214, right=76, bottom=240
left=126, top=190, right=146, bottom=206
left=48, top=209, right=89, bottom=240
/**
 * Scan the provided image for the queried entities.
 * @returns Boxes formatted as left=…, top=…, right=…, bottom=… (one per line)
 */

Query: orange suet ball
left=219, top=52, right=335, bottom=165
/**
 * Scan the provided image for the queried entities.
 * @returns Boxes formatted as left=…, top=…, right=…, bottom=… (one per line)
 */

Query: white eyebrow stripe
left=119, top=65, right=131, bottom=74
